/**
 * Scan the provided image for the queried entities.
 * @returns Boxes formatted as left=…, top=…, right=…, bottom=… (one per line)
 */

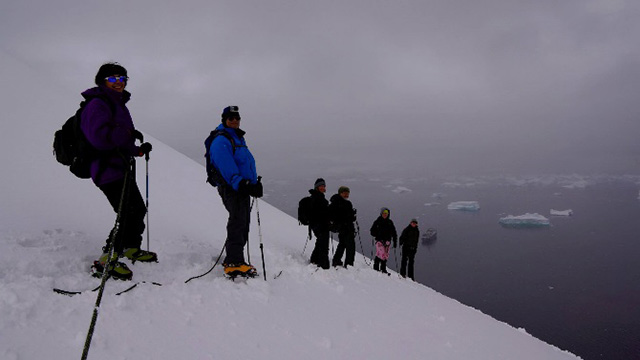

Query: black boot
left=381, top=260, right=388, bottom=274
left=373, top=257, right=380, bottom=271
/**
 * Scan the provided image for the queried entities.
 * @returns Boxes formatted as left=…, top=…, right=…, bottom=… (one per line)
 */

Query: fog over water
left=2, top=1, right=639, bottom=180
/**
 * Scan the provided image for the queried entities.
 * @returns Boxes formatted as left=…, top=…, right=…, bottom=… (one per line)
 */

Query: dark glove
left=238, top=179, right=251, bottom=195
left=132, top=130, right=144, bottom=142
left=249, top=178, right=263, bottom=198
left=138, top=142, right=152, bottom=157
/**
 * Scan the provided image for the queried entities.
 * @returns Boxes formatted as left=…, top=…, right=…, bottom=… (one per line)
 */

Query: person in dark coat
left=308, top=178, right=330, bottom=269
left=329, top=186, right=356, bottom=267
left=81, top=62, right=156, bottom=281
left=370, top=207, right=397, bottom=273
left=399, top=218, right=420, bottom=280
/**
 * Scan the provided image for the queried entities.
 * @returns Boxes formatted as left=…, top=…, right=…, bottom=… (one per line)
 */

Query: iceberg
left=550, top=209, right=573, bottom=216
left=499, top=213, right=550, bottom=227
left=391, top=186, right=412, bottom=194
left=447, top=201, right=480, bottom=211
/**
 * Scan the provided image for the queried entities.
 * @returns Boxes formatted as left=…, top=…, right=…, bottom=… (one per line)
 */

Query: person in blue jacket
left=209, top=105, right=263, bottom=277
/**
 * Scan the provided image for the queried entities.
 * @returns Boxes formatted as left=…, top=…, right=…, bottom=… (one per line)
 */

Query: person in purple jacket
left=81, top=62, right=156, bottom=280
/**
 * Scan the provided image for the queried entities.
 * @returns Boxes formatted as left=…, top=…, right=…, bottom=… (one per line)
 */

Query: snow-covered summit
left=0, top=140, right=580, bottom=359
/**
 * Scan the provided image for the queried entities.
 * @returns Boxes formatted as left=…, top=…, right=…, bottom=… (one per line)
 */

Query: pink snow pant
left=375, top=241, right=391, bottom=260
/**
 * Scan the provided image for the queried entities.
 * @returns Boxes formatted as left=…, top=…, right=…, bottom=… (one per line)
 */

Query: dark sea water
left=265, top=174, right=640, bottom=360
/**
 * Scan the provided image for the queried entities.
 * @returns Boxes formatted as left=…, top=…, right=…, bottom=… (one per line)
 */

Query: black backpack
left=297, top=196, right=313, bottom=225
left=53, top=95, right=114, bottom=179
left=204, top=129, right=237, bottom=187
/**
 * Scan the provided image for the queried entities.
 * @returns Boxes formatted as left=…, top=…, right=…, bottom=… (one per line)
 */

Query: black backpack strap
left=213, top=130, right=237, bottom=154
left=205, top=129, right=239, bottom=187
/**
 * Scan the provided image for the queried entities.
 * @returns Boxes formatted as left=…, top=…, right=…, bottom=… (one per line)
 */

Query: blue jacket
left=209, top=123, right=257, bottom=191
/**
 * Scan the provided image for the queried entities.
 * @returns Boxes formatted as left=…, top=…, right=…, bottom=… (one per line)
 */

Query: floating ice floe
left=499, top=213, right=550, bottom=227
left=550, top=209, right=573, bottom=216
left=447, top=201, right=480, bottom=211
left=391, top=186, right=412, bottom=194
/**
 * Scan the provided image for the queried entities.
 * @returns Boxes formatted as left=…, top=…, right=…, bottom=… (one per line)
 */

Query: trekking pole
left=355, top=219, right=371, bottom=266
left=145, top=152, right=150, bottom=251
left=81, top=156, right=131, bottom=360
left=302, top=226, right=311, bottom=256
left=393, top=244, right=400, bottom=276
left=247, top=198, right=256, bottom=265
left=255, top=198, right=267, bottom=281
left=330, top=232, right=335, bottom=259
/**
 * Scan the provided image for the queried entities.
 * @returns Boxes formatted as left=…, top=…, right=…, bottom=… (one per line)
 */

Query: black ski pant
left=332, top=228, right=355, bottom=267
left=217, top=185, right=251, bottom=265
left=310, top=225, right=330, bottom=269
left=373, top=257, right=388, bottom=273
left=400, top=247, right=417, bottom=280
left=99, top=175, right=146, bottom=254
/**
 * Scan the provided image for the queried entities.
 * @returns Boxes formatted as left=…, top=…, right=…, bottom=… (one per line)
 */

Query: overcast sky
left=2, top=0, right=639, bottom=179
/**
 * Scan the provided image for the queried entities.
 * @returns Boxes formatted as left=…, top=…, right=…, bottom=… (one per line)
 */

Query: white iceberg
left=391, top=186, right=412, bottom=194
left=447, top=201, right=480, bottom=211
left=550, top=209, right=573, bottom=216
left=499, top=213, right=550, bottom=227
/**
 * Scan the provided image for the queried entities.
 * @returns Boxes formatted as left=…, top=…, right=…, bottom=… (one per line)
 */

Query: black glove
left=138, top=142, right=152, bottom=157
left=249, top=179, right=264, bottom=198
left=132, top=130, right=144, bottom=142
left=238, top=179, right=251, bottom=195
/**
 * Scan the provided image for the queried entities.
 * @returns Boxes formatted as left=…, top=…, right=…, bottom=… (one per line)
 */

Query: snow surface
left=447, top=201, right=481, bottom=211
left=499, top=213, right=551, bottom=228
left=0, top=138, right=581, bottom=360
left=0, top=57, right=580, bottom=359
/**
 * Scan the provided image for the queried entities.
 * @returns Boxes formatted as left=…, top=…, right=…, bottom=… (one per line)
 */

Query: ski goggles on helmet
left=105, top=75, right=128, bottom=83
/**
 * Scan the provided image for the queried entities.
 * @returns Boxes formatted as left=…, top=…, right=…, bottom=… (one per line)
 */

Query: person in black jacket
left=308, top=178, right=330, bottom=269
left=370, top=207, right=397, bottom=273
left=329, top=186, right=356, bottom=267
left=399, top=218, right=420, bottom=280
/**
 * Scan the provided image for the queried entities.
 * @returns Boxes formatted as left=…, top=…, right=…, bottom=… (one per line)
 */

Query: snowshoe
left=223, top=262, right=258, bottom=280
left=123, top=248, right=158, bottom=263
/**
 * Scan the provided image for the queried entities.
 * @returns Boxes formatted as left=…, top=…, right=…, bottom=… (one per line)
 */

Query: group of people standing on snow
left=305, top=179, right=421, bottom=280
left=67, top=61, right=420, bottom=282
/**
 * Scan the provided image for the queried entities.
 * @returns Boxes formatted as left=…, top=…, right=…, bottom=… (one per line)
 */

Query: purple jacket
left=80, top=86, right=141, bottom=186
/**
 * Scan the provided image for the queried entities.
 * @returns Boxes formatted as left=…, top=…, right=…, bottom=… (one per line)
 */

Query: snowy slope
left=0, top=56, right=580, bottom=359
